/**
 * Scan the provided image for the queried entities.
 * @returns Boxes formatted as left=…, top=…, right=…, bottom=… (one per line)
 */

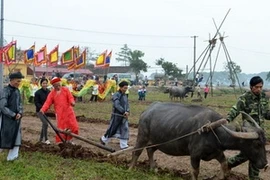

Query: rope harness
left=130, top=120, right=223, bottom=153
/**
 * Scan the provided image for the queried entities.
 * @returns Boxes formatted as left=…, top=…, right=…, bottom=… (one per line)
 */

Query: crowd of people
left=0, top=71, right=269, bottom=179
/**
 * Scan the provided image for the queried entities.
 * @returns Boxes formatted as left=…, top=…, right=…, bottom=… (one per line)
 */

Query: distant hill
left=187, top=71, right=270, bottom=88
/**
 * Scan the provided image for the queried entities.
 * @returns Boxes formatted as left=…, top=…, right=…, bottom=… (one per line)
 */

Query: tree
left=128, top=50, right=147, bottom=83
left=116, top=44, right=131, bottom=66
left=224, top=61, right=241, bottom=85
left=155, top=58, right=183, bottom=84
left=80, top=46, right=98, bottom=65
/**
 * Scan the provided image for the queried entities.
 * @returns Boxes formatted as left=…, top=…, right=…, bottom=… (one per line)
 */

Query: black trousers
left=38, top=113, right=48, bottom=141
left=90, top=95, right=98, bottom=102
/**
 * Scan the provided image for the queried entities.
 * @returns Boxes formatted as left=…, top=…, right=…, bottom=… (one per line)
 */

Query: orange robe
left=41, top=87, right=79, bottom=142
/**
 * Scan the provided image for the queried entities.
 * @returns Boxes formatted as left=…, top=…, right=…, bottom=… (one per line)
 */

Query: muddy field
left=21, top=115, right=270, bottom=180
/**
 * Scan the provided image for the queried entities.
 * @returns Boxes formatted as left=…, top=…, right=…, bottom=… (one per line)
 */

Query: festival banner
left=61, top=46, right=74, bottom=65
left=34, top=45, right=47, bottom=66
left=48, top=45, right=59, bottom=66
left=24, top=44, right=35, bottom=64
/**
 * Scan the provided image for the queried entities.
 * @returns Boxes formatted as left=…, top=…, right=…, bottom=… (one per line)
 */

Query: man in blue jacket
left=100, top=81, right=130, bottom=149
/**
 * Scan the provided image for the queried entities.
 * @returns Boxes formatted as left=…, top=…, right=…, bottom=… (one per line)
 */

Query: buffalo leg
left=129, top=134, right=149, bottom=169
left=216, top=152, right=228, bottom=179
left=190, top=157, right=200, bottom=180
left=146, top=147, right=157, bottom=169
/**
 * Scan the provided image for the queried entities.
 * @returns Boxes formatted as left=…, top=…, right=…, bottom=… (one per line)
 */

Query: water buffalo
left=164, top=86, right=193, bottom=101
left=129, top=102, right=268, bottom=180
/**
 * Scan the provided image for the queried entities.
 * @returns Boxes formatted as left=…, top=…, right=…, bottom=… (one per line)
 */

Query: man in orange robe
left=40, top=77, right=79, bottom=143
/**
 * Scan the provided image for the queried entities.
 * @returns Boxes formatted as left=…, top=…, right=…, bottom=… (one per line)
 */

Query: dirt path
left=21, top=116, right=270, bottom=180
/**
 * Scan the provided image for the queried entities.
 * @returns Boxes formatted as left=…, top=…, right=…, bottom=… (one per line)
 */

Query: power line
left=228, top=46, right=270, bottom=55
left=4, top=33, right=192, bottom=49
left=5, top=19, right=190, bottom=38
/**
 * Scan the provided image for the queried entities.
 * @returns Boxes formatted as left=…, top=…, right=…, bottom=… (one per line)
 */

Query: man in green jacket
left=227, top=76, right=270, bottom=180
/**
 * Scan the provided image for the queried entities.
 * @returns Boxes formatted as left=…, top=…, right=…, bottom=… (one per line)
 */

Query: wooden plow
left=38, top=112, right=116, bottom=153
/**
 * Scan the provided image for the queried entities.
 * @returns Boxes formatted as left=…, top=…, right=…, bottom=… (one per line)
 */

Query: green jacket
left=227, top=91, right=270, bottom=128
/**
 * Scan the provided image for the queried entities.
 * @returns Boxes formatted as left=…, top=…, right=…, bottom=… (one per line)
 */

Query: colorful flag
left=104, top=50, right=112, bottom=67
left=74, top=46, right=80, bottom=58
left=5, top=41, right=16, bottom=62
left=95, top=50, right=107, bottom=68
left=48, top=45, right=59, bottom=66
left=75, top=50, right=86, bottom=69
left=34, top=45, right=47, bottom=66
left=66, top=46, right=79, bottom=70
left=24, top=44, right=35, bottom=64
left=67, top=46, right=80, bottom=70
left=2, top=41, right=16, bottom=65
left=61, top=47, right=74, bottom=64
left=67, top=63, right=76, bottom=70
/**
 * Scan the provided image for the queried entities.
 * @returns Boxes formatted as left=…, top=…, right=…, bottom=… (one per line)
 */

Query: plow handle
left=37, top=112, right=66, bottom=143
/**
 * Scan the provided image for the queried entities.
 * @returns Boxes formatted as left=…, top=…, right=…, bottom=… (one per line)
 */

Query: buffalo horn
left=221, top=125, right=259, bottom=139
left=239, top=111, right=261, bottom=129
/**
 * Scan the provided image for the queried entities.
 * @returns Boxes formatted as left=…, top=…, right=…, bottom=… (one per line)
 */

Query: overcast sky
left=3, top=0, right=270, bottom=74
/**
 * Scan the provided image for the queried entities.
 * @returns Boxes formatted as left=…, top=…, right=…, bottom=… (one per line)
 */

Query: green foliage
left=116, top=44, right=131, bottom=66
left=81, top=46, right=98, bottom=65
left=224, top=61, right=242, bottom=85
left=128, top=50, right=148, bottom=82
left=155, top=58, right=183, bottom=79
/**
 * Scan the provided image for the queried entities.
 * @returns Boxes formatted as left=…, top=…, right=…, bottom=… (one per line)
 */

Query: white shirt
left=92, top=84, right=99, bottom=95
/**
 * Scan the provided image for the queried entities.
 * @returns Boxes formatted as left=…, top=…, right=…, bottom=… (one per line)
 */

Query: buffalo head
left=184, top=86, right=194, bottom=93
left=222, top=112, right=268, bottom=169
left=163, top=87, right=171, bottom=94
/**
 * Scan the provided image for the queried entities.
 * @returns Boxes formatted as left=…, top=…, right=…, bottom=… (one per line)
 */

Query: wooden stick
left=58, top=129, right=115, bottom=153
left=107, top=146, right=134, bottom=157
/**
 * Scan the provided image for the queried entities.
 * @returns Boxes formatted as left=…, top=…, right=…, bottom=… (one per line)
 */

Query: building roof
left=90, top=66, right=131, bottom=75
left=28, top=67, right=93, bottom=75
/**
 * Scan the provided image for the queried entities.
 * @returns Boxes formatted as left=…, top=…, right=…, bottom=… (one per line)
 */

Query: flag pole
left=0, top=0, right=4, bottom=89
left=33, top=42, right=36, bottom=78
left=45, top=45, right=48, bottom=78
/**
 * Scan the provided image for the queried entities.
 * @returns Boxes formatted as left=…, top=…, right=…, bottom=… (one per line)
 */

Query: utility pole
left=0, top=0, right=4, bottom=89
left=191, top=35, right=198, bottom=83
left=185, top=65, right=188, bottom=79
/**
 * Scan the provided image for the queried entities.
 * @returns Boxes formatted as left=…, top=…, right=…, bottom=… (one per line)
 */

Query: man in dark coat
left=34, top=78, right=50, bottom=144
left=0, top=72, right=24, bottom=161
left=100, top=81, right=130, bottom=149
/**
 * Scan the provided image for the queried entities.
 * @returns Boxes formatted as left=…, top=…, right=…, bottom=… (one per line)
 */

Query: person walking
left=0, top=72, right=24, bottom=161
left=34, top=78, right=51, bottom=144
left=100, top=81, right=130, bottom=149
left=40, top=77, right=79, bottom=144
left=226, top=76, right=270, bottom=180
left=196, top=85, right=202, bottom=98
left=204, top=84, right=209, bottom=99
left=89, top=81, right=99, bottom=102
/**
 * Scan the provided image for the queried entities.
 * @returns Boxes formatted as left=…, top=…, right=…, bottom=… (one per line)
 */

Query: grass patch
left=0, top=151, right=182, bottom=180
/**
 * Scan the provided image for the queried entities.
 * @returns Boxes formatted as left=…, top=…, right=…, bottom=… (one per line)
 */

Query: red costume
left=41, top=86, right=79, bottom=142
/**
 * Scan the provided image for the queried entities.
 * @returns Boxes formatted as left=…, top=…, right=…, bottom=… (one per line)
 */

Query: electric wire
left=5, top=19, right=190, bottom=38
left=4, top=33, right=191, bottom=49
